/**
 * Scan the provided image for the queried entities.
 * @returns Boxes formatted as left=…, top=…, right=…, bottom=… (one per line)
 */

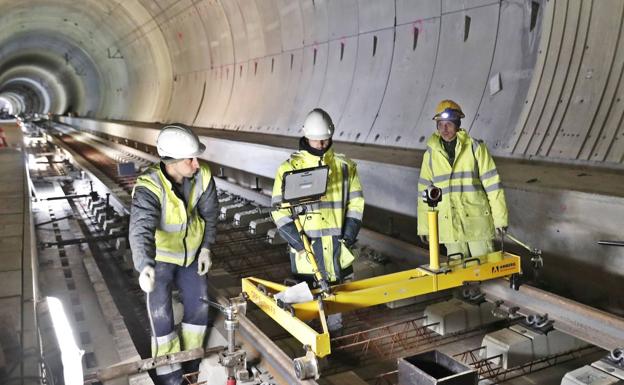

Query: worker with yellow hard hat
left=417, top=100, right=508, bottom=259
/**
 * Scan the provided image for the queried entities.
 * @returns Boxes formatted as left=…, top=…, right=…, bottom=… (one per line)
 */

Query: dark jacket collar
left=159, top=161, right=178, bottom=186
left=299, top=136, right=333, bottom=157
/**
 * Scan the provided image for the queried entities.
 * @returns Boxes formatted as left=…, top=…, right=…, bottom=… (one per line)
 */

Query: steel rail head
left=481, top=280, right=624, bottom=351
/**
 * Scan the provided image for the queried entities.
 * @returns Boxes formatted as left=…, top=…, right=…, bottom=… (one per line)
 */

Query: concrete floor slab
left=425, top=299, right=468, bottom=335
left=509, top=325, right=550, bottom=357
left=481, top=328, right=533, bottom=369
left=0, top=197, right=24, bottom=214
left=353, top=258, right=385, bottom=280
left=561, top=365, right=621, bottom=385
left=249, top=217, right=275, bottom=235
left=510, top=325, right=587, bottom=358
left=0, top=236, right=22, bottom=270
left=0, top=296, right=21, bottom=339
left=0, top=154, right=25, bottom=185
left=0, top=213, right=24, bottom=237
left=324, top=371, right=369, bottom=385
left=0, top=181, right=23, bottom=196
left=0, top=153, right=23, bottom=165
left=483, top=326, right=589, bottom=372
left=0, top=270, right=21, bottom=297
left=425, top=299, right=496, bottom=336
left=592, top=360, right=624, bottom=381
left=0, top=296, right=22, bottom=372
left=234, top=209, right=267, bottom=227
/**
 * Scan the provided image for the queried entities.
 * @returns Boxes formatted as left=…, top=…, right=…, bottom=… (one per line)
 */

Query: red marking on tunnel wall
left=413, top=19, right=425, bottom=38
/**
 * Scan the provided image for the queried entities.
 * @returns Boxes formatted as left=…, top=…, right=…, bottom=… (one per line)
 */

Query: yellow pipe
left=428, top=210, right=440, bottom=270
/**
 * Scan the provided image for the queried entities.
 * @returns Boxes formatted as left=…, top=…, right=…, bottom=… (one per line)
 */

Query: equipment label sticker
left=492, top=262, right=516, bottom=274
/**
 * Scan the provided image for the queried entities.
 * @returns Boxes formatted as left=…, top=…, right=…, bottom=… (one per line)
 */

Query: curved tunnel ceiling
left=0, top=0, right=623, bottom=165
left=0, top=33, right=104, bottom=114
left=0, top=0, right=172, bottom=118
left=2, top=76, right=53, bottom=113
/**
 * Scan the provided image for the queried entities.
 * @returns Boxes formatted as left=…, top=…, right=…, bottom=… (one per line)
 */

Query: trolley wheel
left=510, top=273, right=521, bottom=291
left=293, top=349, right=319, bottom=380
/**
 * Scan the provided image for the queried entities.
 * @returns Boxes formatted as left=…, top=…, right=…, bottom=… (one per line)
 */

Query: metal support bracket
left=39, top=232, right=127, bottom=248
left=83, top=346, right=225, bottom=383
left=35, top=215, right=74, bottom=227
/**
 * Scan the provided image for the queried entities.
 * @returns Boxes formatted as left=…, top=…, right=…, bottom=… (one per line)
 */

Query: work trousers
left=445, top=240, right=494, bottom=260
left=147, top=258, right=209, bottom=385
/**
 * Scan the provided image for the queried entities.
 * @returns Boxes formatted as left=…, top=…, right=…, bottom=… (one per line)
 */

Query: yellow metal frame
left=246, top=202, right=521, bottom=358
left=242, top=250, right=521, bottom=358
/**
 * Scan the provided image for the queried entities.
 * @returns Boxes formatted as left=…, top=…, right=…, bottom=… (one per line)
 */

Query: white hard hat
left=156, top=124, right=206, bottom=159
left=302, top=108, right=334, bottom=140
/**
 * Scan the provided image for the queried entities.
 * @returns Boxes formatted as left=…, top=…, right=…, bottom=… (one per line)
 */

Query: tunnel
left=1, top=1, right=623, bottom=384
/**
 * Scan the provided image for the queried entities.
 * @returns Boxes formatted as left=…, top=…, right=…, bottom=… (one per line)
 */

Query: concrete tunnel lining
left=2, top=0, right=624, bottom=381
left=1, top=0, right=623, bottom=165
left=0, top=0, right=173, bottom=119
left=2, top=0, right=622, bottom=289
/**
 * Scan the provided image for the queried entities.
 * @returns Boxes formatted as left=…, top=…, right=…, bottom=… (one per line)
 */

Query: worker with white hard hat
left=271, top=108, right=365, bottom=331
left=129, top=124, right=219, bottom=384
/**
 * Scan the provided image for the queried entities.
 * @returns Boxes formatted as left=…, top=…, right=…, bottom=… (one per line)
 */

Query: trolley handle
left=462, top=257, right=481, bottom=268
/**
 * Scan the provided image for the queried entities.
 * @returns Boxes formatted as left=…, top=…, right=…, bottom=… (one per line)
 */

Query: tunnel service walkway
left=0, top=123, right=39, bottom=383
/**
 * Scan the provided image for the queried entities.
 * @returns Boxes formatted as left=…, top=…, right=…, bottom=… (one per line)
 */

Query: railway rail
left=31, top=122, right=624, bottom=384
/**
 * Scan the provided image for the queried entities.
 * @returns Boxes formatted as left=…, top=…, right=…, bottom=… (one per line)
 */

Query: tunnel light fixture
left=46, top=296, right=84, bottom=385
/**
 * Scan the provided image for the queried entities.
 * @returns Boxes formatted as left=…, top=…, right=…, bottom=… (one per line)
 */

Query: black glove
left=342, top=238, right=356, bottom=248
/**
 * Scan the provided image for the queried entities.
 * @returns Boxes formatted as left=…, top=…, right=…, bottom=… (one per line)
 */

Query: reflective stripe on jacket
left=417, top=130, right=508, bottom=243
left=132, top=162, right=213, bottom=266
left=271, top=148, right=365, bottom=281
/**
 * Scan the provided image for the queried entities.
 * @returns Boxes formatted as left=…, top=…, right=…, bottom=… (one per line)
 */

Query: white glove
left=197, top=248, right=212, bottom=276
left=139, top=266, right=155, bottom=293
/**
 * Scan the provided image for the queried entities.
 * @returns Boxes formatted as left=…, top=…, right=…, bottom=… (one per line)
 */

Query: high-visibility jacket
left=417, top=130, right=508, bottom=243
left=133, top=162, right=213, bottom=266
left=271, top=148, right=365, bottom=282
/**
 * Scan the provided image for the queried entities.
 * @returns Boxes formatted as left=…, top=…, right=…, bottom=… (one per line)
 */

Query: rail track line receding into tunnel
left=44, top=123, right=624, bottom=384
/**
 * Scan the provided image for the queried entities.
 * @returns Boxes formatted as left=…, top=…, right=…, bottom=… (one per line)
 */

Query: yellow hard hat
left=433, top=99, right=465, bottom=121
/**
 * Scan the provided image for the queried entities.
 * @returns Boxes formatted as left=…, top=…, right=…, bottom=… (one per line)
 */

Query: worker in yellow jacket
left=417, top=100, right=508, bottom=259
left=271, top=108, right=365, bottom=282
left=271, top=108, right=365, bottom=329
left=130, top=124, right=219, bottom=385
